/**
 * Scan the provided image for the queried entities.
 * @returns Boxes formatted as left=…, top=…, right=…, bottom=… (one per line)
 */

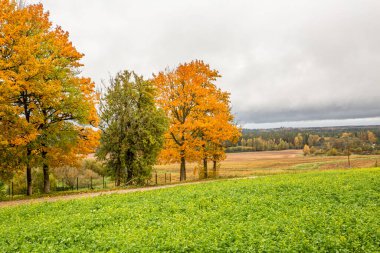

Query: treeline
left=227, top=126, right=380, bottom=155
left=303, top=131, right=378, bottom=156
left=0, top=2, right=239, bottom=196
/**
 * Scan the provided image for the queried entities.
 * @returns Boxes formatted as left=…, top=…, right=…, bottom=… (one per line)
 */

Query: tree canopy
left=97, top=71, right=168, bottom=186
left=153, top=60, right=240, bottom=180
left=0, top=0, right=99, bottom=194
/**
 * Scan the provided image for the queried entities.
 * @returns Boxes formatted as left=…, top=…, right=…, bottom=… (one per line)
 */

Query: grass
left=155, top=150, right=380, bottom=180
left=2, top=150, right=378, bottom=201
left=0, top=168, right=379, bottom=252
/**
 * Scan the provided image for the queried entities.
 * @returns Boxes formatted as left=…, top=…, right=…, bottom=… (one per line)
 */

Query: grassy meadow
left=0, top=168, right=379, bottom=252
left=154, top=150, right=380, bottom=182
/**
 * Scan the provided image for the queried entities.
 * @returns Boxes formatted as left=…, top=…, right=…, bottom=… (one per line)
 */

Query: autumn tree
left=367, top=131, right=377, bottom=144
left=307, top=134, right=320, bottom=147
left=197, top=89, right=240, bottom=178
left=154, top=60, right=240, bottom=180
left=0, top=1, right=98, bottom=194
left=294, top=133, right=303, bottom=149
left=303, top=144, right=310, bottom=156
left=97, top=71, right=168, bottom=186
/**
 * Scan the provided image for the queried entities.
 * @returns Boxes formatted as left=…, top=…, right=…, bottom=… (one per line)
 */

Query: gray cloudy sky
left=30, top=0, right=380, bottom=128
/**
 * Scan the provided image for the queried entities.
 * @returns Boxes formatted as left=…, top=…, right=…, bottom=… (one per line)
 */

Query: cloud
left=30, top=0, right=380, bottom=126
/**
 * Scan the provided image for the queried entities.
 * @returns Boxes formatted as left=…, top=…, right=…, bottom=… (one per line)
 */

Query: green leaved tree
left=97, top=70, right=168, bottom=186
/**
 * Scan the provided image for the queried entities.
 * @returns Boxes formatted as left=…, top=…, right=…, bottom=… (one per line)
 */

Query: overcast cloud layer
left=30, top=0, right=380, bottom=128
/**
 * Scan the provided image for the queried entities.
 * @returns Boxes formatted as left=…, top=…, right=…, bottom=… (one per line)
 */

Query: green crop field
left=0, top=168, right=379, bottom=252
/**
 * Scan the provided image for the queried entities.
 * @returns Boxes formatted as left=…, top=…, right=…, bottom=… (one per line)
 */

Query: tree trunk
left=115, top=166, right=121, bottom=186
left=126, top=151, right=133, bottom=184
left=203, top=157, right=208, bottom=179
left=26, top=147, right=32, bottom=196
left=179, top=133, right=186, bottom=181
left=213, top=160, right=217, bottom=177
left=24, top=96, right=33, bottom=195
left=42, top=150, right=50, bottom=193
left=26, top=165, right=32, bottom=196
left=127, top=168, right=133, bottom=184
left=180, top=155, right=186, bottom=181
left=43, top=164, right=50, bottom=193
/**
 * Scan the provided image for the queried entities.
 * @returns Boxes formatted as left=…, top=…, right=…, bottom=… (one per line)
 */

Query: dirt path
left=0, top=177, right=257, bottom=208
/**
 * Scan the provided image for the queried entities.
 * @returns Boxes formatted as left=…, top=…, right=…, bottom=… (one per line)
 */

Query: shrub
left=327, top=148, right=338, bottom=156
left=82, top=159, right=107, bottom=176
left=10, top=168, right=58, bottom=195
left=303, top=145, right=310, bottom=156
left=52, top=165, right=100, bottom=188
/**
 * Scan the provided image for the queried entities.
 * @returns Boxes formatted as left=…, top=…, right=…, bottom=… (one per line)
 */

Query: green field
left=0, top=168, right=379, bottom=252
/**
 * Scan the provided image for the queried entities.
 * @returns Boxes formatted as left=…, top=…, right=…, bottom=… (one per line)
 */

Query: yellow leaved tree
left=153, top=60, right=240, bottom=181
left=0, top=1, right=98, bottom=194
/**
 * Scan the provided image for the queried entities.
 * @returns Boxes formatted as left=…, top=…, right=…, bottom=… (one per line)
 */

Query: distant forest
left=227, top=125, right=380, bottom=155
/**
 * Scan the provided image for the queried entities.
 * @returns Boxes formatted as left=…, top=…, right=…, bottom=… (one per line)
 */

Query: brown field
left=154, top=150, right=380, bottom=183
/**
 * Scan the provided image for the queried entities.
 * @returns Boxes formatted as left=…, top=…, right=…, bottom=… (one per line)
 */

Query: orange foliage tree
left=0, top=1, right=98, bottom=194
left=197, top=89, right=240, bottom=178
left=153, top=60, right=240, bottom=180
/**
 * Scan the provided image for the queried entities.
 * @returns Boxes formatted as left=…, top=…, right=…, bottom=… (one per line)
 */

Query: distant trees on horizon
left=228, top=128, right=379, bottom=156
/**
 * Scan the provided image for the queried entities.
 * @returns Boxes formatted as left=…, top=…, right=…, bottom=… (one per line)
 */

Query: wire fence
left=5, top=176, right=111, bottom=198
left=4, top=172, right=182, bottom=199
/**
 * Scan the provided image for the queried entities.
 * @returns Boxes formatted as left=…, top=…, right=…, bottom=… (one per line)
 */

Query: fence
left=5, top=176, right=110, bottom=199
left=3, top=169, right=223, bottom=199
left=150, top=172, right=173, bottom=185
left=55, top=176, right=109, bottom=191
left=4, top=172, right=180, bottom=199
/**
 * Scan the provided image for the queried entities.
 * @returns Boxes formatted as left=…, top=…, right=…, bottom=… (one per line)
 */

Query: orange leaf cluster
left=153, top=60, right=240, bottom=178
left=0, top=1, right=99, bottom=186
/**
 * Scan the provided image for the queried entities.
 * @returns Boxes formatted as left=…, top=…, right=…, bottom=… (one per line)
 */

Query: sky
left=28, top=0, right=380, bottom=129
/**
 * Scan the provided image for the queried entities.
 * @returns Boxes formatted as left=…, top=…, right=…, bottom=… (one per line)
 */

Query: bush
left=314, top=149, right=326, bottom=155
left=82, top=159, right=107, bottom=176
left=11, top=168, right=58, bottom=195
left=351, top=147, right=362, bottom=154
left=327, top=148, right=338, bottom=156
left=226, top=146, right=255, bottom=153
left=52, top=165, right=100, bottom=188
left=303, top=145, right=310, bottom=156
